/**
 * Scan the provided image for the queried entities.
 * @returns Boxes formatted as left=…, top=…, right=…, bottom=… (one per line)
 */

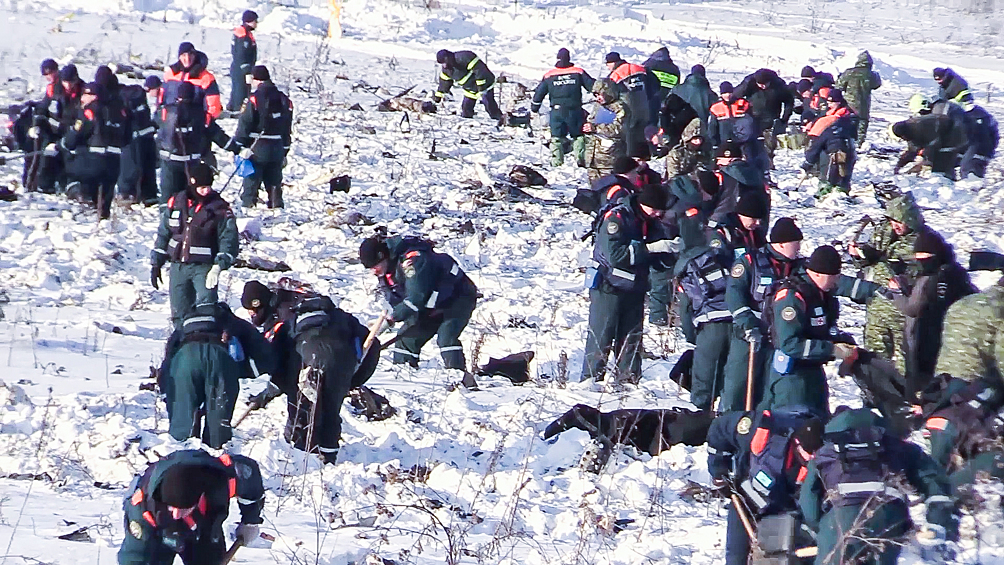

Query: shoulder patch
left=607, top=221, right=619, bottom=234
left=736, top=416, right=752, bottom=435
left=74, top=119, right=83, bottom=131
left=402, top=259, right=416, bottom=278
left=129, top=520, right=144, bottom=539
left=731, top=263, right=745, bottom=278
left=710, top=238, right=722, bottom=248
left=781, top=306, right=797, bottom=322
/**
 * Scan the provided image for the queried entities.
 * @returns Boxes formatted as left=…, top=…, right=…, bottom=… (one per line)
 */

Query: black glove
left=743, top=327, right=762, bottom=345
left=877, top=287, right=897, bottom=300
left=150, top=265, right=162, bottom=290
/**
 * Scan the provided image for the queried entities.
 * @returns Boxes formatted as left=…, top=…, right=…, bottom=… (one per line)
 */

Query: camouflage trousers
left=864, top=295, right=907, bottom=374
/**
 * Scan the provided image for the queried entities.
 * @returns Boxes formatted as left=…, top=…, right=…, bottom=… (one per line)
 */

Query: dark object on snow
left=347, top=386, right=397, bottom=421
left=508, top=165, right=547, bottom=187
left=969, top=250, right=1004, bottom=272
left=58, top=527, right=93, bottom=543
left=669, top=349, right=694, bottom=391
left=505, top=108, right=531, bottom=127
left=378, top=96, right=437, bottom=114
left=572, top=189, right=600, bottom=214
left=330, top=175, right=351, bottom=193
left=477, top=351, right=534, bottom=384
left=233, top=256, right=292, bottom=272
left=838, top=347, right=914, bottom=437
left=543, top=403, right=712, bottom=455
left=0, top=187, right=17, bottom=201
left=348, top=103, right=365, bottom=111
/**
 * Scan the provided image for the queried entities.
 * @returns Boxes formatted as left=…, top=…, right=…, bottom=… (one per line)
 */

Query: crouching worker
left=241, top=280, right=379, bottom=464
left=160, top=303, right=275, bottom=448
left=800, top=407, right=959, bottom=565
left=119, top=449, right=264, bottom=565
left=708, top=407, right=823, bottom=565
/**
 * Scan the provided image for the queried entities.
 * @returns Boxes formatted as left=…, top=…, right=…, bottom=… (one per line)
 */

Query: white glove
left=646, top=238, right=679, bottom=254
left=239, top=148, right=253, bottom=159
left=205, top=265, right=222, bottom=289
left=245, top=74, right=253, bottom=84
left=28, top=126, right=40, bottom=139
left=235, top=523, right=259, bottom=545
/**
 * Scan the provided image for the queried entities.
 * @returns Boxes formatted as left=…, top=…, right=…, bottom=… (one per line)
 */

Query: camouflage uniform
left=935, top=283, right=1004, bottom=383
left=584, top=79, right=629, bottom=185
left=665, top=117, right=710, bottom=178
left=835, top=51, right=881, bottom=145
left=859, top=193, right=927, bottom=374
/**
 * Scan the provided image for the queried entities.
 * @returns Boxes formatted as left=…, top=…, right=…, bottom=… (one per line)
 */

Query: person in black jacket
left=642, top=47, right=681, bottom=101
left=531, top=48, right=595, bottom=167
left=732, top=68, right=794, bottom=164
left=960, top=104, right=999, bottom=179
left=61, top=82, right=124, bottom=219
left=891, top=95, right=967, bottom=179
left=888, top=231, right=976, bottom=398
left=94, top=66, right=131, bottom=207
left=434, top=49, right=502, bottom=121
left=233, top=66, right=293, bottom=208
left=801, top=89, right=857, bottom=196
left=933, top=67, right=973, bottom=106
left=118, top=84, right=159, bottom=205
left=24, top=59, right=64, bottom=193
left=228, top=10, right=258, bottom=112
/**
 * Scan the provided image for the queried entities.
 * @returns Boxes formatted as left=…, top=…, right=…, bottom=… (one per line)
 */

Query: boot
left=550, top=138, right=564, bottom=167
left=572, top=136, right=586, bottom=167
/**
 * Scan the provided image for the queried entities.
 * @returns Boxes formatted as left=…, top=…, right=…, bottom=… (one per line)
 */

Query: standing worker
left=233, top=65, right=293, bottom=209
left=228, top=10, right=258, bottom=113
left=118, top=449, right=265, bottom=565
left=604, top=52, right=651, bottom=159
left=433, top=49, right=503, bottom=122
left=582, top=79, right=629, bottom=185
left=150, top=162, right=238, bottom=328
left=835, top=51, right=881, bottom=146
left=163, top=42, right=222, bottom=121
left=531, top=48, right=594, bottom=167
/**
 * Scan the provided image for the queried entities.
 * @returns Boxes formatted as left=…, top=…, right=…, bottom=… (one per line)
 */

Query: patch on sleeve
left=250, top=298, right=261, bottom=308
left=781, top=306, right=797, bottom=322
left=736, top=416, right=752, bottom=435
left=710, top=238, right=722, bottom=248
left=402, top=258, right=416, bottom=278
left=606, top=221, right=619, bottom=235
left=74, top=120, right=83, bottom=131
left=129, top=520, right=144, bottom=539
left=731, top=263, right=745, bottom=278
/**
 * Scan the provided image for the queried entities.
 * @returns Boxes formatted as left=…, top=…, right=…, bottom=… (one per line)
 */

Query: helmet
left=908, top=93, right=931, bottom=115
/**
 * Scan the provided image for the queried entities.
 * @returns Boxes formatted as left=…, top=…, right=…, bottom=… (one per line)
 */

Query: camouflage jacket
left=857, top=193, right=926, bottom=284
left=584, top=98, right=628, bottom=171
left=835, top=52, right=881, bottom=117
left=665, top=117, right=710, bottom=178
left=935, top=284, right=1004, bottom=382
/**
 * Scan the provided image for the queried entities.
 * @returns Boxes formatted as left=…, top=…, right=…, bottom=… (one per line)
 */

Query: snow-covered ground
left=1, top=0, right=1004, bottom=564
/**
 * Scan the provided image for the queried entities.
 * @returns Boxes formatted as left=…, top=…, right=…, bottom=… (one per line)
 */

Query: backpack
left=509, top=165, right=547, bottom=187
left=741, top=410, right=816, bottom=515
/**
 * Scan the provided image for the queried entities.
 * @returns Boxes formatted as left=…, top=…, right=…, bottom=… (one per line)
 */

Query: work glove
left=772, top=119, right=787, bottom=136
left=832, top=342, right=857, bottom=361
left=205, top=264, right=222, bottom=289
left=150, top=265, right=162, bottom=290
left=239, top=147, right=253, bottom=160
left=646, top=238, right=679, bottom=254
left=744, top=327, right=762, bottom=346
left=28, top=126, right=40, bottom=139
left=235, top=523, right=259, bottom=545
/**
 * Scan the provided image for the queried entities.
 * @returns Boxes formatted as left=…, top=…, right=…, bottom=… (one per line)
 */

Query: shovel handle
left=363, top=310, right=389, bottom=351
left=219, top=538, right=244, bottom=565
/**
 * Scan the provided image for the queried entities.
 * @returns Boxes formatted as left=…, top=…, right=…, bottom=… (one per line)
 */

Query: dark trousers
left=816, top=502, right=910, bottom=565
left=119, top=137, right=158, bottom=203
left=351, top=339, right=380, bottom=388
left=25, top=146, right=63, bottom=193
left=284, top=327, right=356, bottom=458
left=229, top=71, right=251, bottom=112
left=460, top=88, right=502, bottom=120
left=392, top=294, right=477, bottom=370
left=960, top=147, right=990, bottom=179
left=648, top=268, right=672, bottom=325
left=726, top=502, right=752, bottom=565
left=581, top=288, right=645, bottom=383
left=165, top=341, right=241, bottom=448
left=241, top=158, right=284, bottom=208
left=549, top=106, right=584, bottom=139
left=690, top=321, right=731, bottom=410
left=720, top=330, right=770, bottom=412
left=160, top=160, right=193, bottom=204
left=760, top=364, right=829, bottom=416
left=118, top=507, right=225, bottom=565
left=168, top=263, right=218, bottom=329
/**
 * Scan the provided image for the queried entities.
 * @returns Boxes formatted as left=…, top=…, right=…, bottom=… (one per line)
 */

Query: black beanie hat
left=800, top=65, right=816, bottom=78
left=793, top=417, right=824, bottom=453
left=637, top=184, right=669, bottom=210
left=827, top=88, right=844, bottom=104
left=736, top=193, right=767, bottom=219
left=242, top=9, right=259, bottom=23
left=40, top=59, right=58, bottom=75
left=557, top=48, right=570, bottom=63
left=753, top=68, right=773, bottom=85
left=691, top=64, right=706, bottom=76
left=769, top=217, right=803, bottom=243
left=807, top=245, right=842, bottom=275
left=241, top=281, right=273, bottom=310
left=144, top=75, right=162, bottom=90
left=59, top=64, right=79, bottom=82
left=719, top=81, right=734, bottom=94
left=251, top=65, right=270, bottom=81
left=187, top=161, right=215, bottom=188
left=796, top=78, right=813, bottom=95
left=933, top=67, right=947, bottom=80
left=359, top=236, right=390, bottom=268
left=612, top=156, right=639, bottom=175
left=605, top=52, right=622, bottom=64
left=176, top=81, right=195, bottom=101
left=178, top=42, right=196, bottom=57
left=914, top=230, right=948, bottom=257
left=716, top=141, right=743, bottom=159
left=95, top=65, right=116, bottom=88
left=436, top=49, right=453, bottom=64
left=696, top=169, right=719, bottom=196
left=81, top=82, right=102, bottom=97
left=157, top=465, right=205, bottom=508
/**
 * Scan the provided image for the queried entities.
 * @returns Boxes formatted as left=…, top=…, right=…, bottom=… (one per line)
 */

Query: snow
left=1, top=0, right=1004, bottom=563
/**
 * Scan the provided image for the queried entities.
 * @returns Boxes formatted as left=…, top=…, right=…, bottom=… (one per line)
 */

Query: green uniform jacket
left=835, top=52, right=881, bottom=118
left=152, top=191, right=239, bottom=269
left=584, top=98, right=629, bottom=171
left=935, top=284, right=1004, bottom=382
left=119, top=450, right=264, bottom=565
left=855, top=193, right=926, bottom=284
left=232, top=81, right=293, bottom=162
left=727, top=249, right=804, bottom=334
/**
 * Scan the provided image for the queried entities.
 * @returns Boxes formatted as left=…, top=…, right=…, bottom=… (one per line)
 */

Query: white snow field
left=2, top=0, right=1004, bottom=564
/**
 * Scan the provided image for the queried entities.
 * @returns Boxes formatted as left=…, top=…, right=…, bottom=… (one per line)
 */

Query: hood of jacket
left=884, top=191, right=925, bottom=232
